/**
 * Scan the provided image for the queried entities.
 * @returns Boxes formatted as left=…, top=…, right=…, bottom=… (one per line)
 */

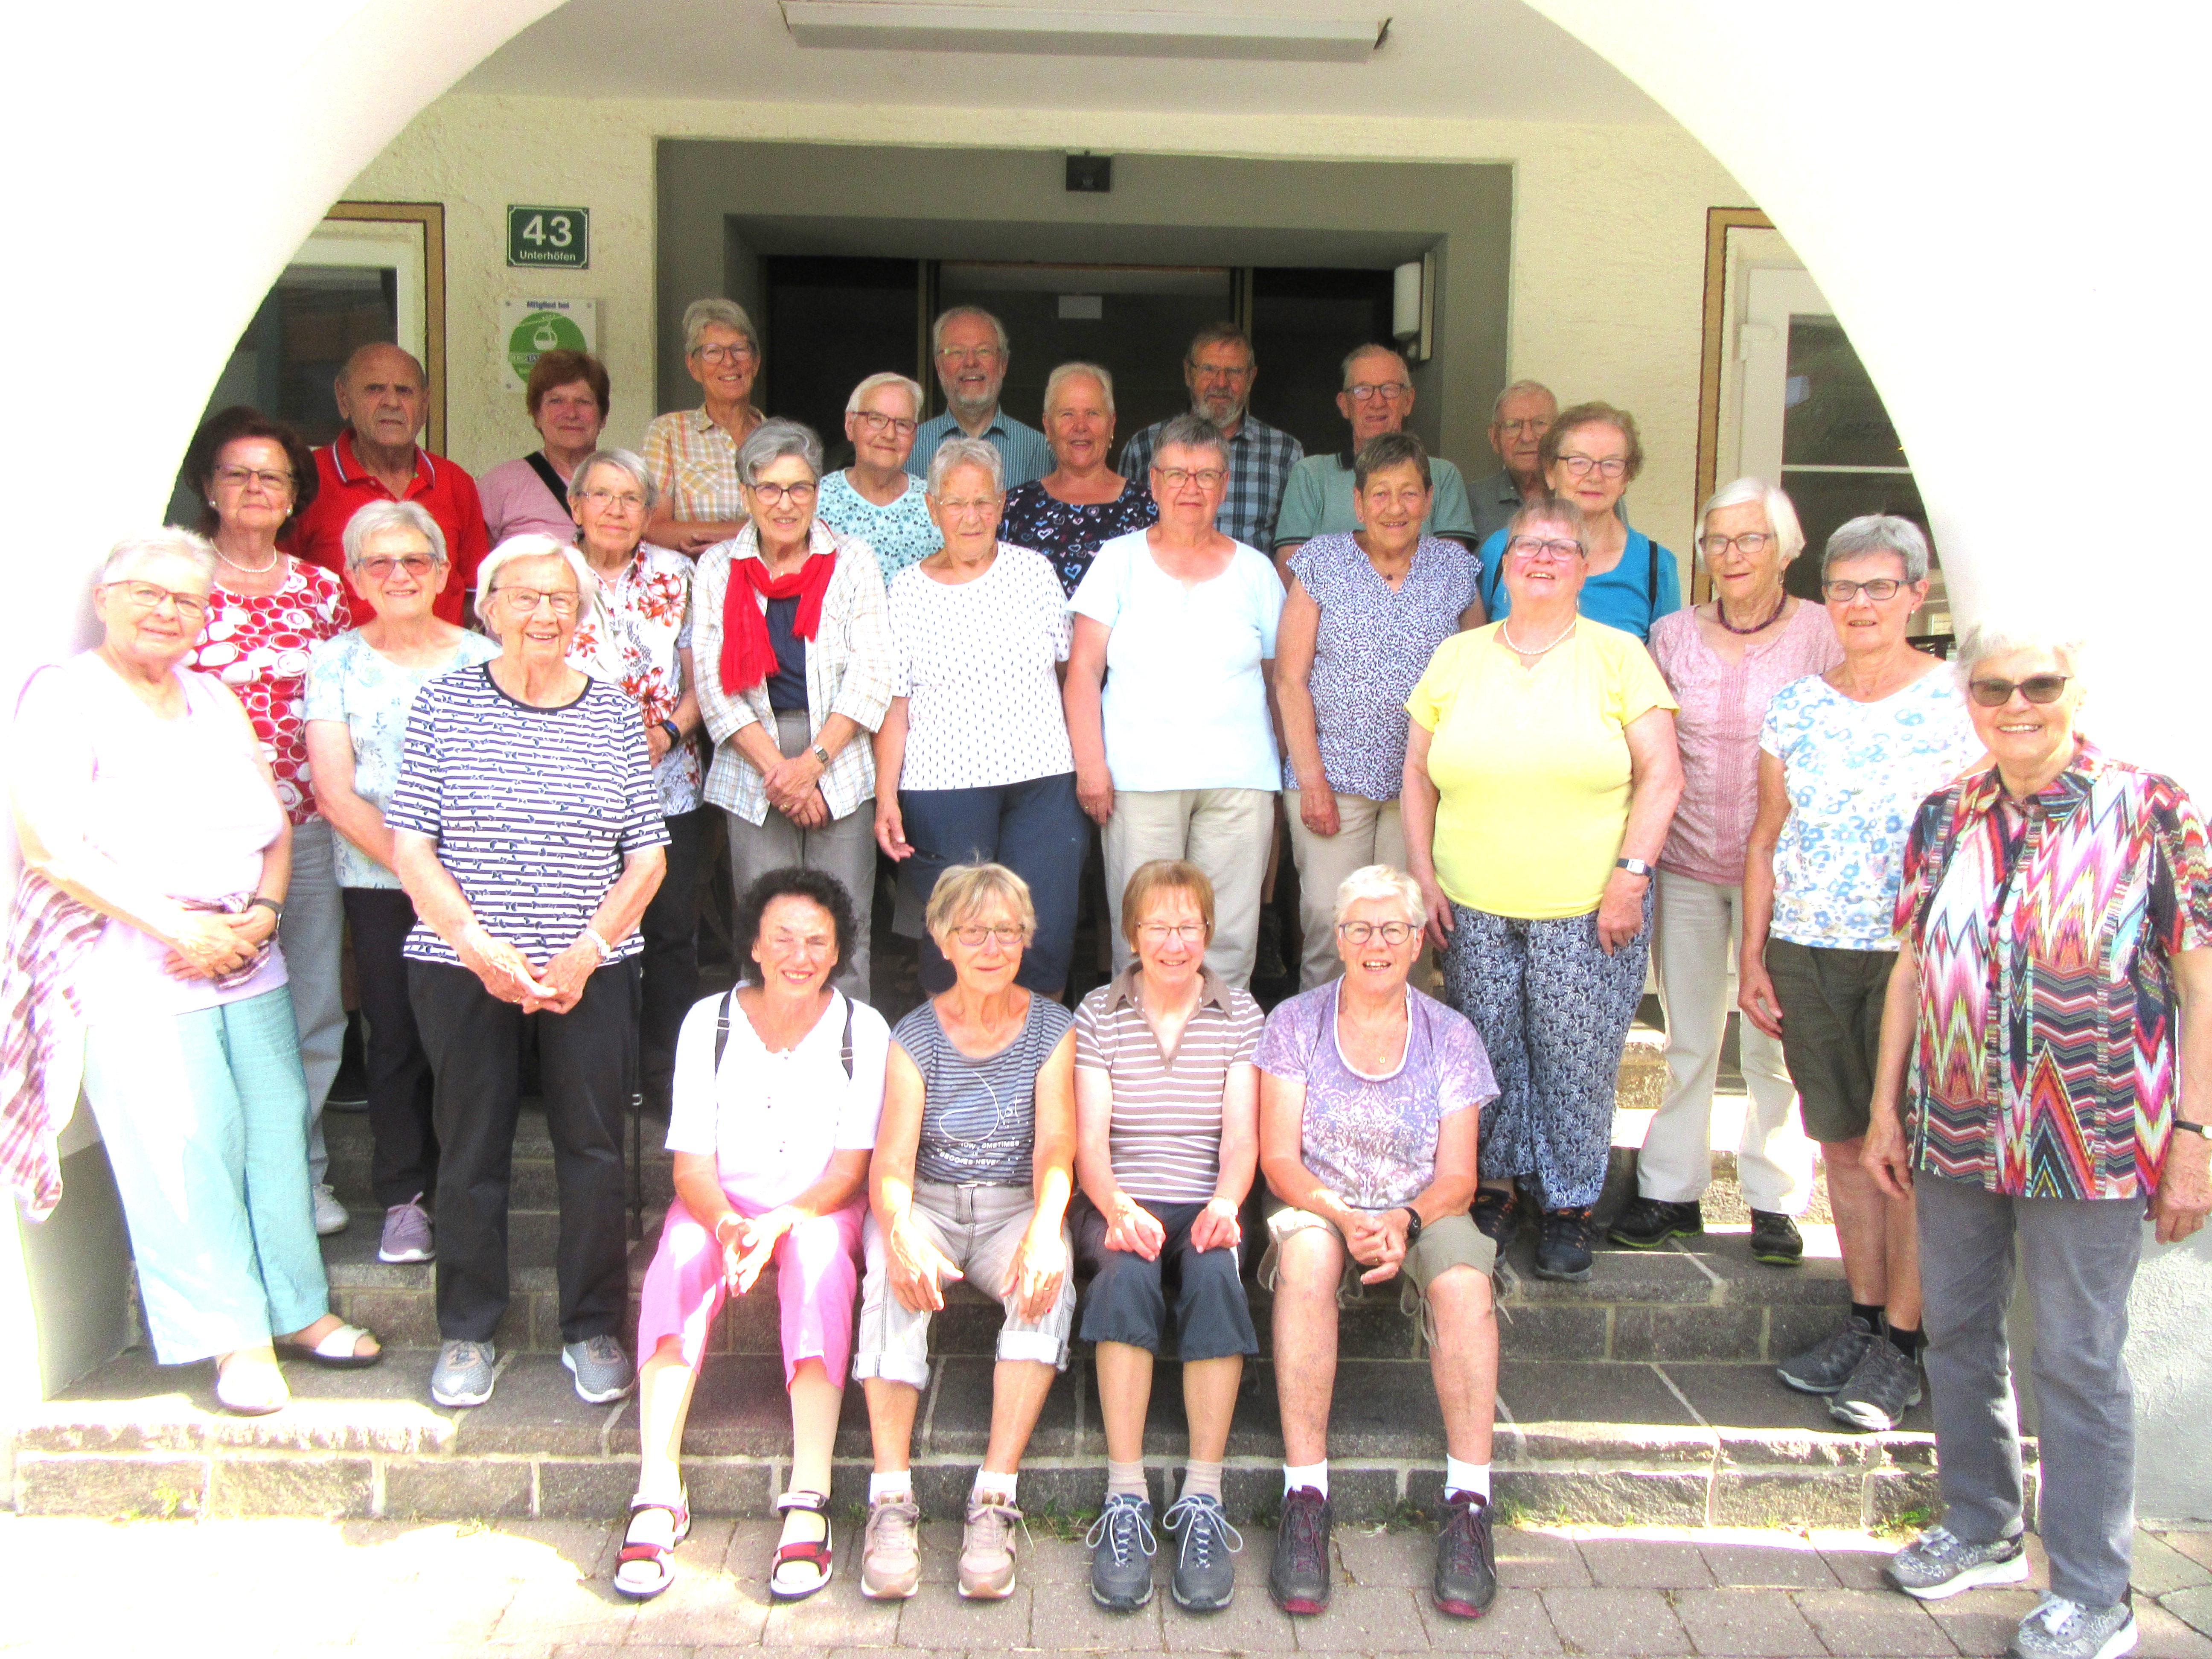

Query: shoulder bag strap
left=523, top=450, right=568, bottom=505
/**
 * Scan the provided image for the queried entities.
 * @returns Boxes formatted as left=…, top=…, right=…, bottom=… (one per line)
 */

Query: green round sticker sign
left=508, top=311, right=587, bottom=380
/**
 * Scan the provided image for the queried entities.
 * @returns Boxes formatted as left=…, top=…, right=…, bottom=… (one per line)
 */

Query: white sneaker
left=313, top=1182, right=350, bottom=1237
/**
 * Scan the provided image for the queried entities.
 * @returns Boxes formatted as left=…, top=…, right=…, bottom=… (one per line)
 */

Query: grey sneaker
left=377, top=1196, right=434, bottom=1263
left=430, top=1339, right=497, bottom=1407
left=2008, top=1594, right=2138, bottom=1659
left=1777, top=1313, right=1878, bottom=1394
left=313, top=1182, right=351, bottom=1237
left=563, top=1335, right=634, bottom=1404
left=1085, top=1491, right=1156, bottom=1610
left=860, top=1496, right=922, bottom=1599
left=1886, top=1523, right=2029, bottom=1599
left=1162, top=1493, right=1241, bottom=1612
left=1829, top=1336, right=1923, bottom=1430
left=959, top=1495, right=1022, bottom=1598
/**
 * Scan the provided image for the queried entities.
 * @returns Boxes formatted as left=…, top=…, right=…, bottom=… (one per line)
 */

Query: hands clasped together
left=457, top=920, right=602, bottom=1014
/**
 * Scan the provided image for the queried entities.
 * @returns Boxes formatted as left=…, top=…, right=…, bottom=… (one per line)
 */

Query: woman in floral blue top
left=1740, top=515, right=1979, bottom=1435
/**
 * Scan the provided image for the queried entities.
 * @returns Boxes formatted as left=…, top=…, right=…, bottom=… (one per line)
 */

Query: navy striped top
left=387, top=665, right=669, bottom=965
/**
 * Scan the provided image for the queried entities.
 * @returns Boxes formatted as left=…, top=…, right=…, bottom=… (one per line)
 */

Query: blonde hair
left=1119, top=860, right=1215, bottom=948
left=925, top=862, right=1036, bottom=945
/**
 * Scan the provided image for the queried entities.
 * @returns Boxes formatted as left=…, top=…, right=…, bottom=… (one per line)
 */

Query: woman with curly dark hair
left=616, top=867, right=886, bottom=1605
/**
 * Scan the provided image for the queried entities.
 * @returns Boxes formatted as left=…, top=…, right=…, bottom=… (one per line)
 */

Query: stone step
left=318, top=1103, right=677, bottom=1217
left=11, top=1346, right=1964, bottom=1530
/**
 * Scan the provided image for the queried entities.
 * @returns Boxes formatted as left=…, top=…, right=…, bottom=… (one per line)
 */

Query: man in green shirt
left=1272, top=344, right=1477, bottom=578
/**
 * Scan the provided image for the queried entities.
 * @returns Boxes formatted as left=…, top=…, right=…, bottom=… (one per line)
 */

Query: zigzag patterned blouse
left=1896, top=739, right=2212, bottom=1199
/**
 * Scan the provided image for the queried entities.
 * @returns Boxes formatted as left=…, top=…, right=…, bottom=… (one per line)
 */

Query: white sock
left=974, top=1469, right=1017, bottom=1505
left=869, top=1471, right=913, bottom=1505
left=1445, top=1458, right=1491, bottom=1500
left=1284, top=1460, right=1329, bottom=1498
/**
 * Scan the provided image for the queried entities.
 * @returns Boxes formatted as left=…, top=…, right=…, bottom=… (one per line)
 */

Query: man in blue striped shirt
left=904, top=306, right=1052, bottom=490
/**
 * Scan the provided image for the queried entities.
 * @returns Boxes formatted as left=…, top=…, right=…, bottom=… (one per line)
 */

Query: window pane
left=1778, top=468, right=1952, bottom=637
left=1783, top=316, right=1910, bottom=468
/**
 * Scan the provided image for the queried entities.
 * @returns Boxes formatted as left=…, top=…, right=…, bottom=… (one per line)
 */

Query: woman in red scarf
left=693, top=419, right=894, bottom=1001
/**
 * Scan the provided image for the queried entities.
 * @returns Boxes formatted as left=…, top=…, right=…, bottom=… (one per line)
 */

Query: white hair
left=1822, top=514, right=1931, bottom=583
left=931, top=305, right=1010, bottom=357
left=342, top=499, right=447, bottom=568
left=846, top=372, right=925, bottom=419
left=1333, top=864, right=1425, bottom=928
left=1697, top=477, right=1805, bottom=567
left=101, top=528, right=216, bottom=586
left=1490, top=379, right=1557, bottom=423
left=473, top=534, right=606, bottom=661
left=567, top=447, right=660, bottom=512
left=1952, top=617, right=2088, bottom=687
left=682, top=297, right=760, bottom=358
left=928, top=436, right=1005, bottom=498
left=1044, top=361, right=1116, bottom=419
left=737, top=418, right=824, bottom=486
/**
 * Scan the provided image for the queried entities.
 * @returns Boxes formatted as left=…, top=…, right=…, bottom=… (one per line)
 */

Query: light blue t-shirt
left=302, top=629, right=500, bottom=888
left=1477, top=525, right=1682, bottom=643
left=1070, top=528, right=1284, bottom=792
left=815, top=469, right=942, bottom=579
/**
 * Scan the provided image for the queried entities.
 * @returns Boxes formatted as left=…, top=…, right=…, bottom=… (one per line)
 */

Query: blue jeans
left=81, top=986, right=332, bottom=1363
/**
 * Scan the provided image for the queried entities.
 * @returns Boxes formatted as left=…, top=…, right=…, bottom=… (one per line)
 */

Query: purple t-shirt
left=1254, top=981, right=1497, bottom=1209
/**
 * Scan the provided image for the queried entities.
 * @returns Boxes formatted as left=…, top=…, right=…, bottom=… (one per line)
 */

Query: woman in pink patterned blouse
left=183, top=406, right=355, bottom=1238
left=565, top=448, right=707, bottom=1119
left=1613, top=478, right=1840, bottom=1267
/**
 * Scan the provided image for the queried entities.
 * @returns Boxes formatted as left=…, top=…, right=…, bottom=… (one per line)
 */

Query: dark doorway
left=760, top=256, right=921, bottom=457
left=1249, top=267, right=1398, bottom=458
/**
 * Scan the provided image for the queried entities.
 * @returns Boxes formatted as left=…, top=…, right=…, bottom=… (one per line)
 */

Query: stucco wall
left=345, top=97, right=1747, bottom=559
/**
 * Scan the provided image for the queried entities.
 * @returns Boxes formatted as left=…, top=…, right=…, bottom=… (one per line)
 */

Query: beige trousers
left=1284, top=790, right=1407, bottom=991
left=1101, top=787, right=1275, bottom=988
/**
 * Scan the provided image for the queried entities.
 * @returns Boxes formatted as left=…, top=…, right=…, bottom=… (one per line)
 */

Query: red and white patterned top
left=567, top=544, right=703, bottom=817
left=187, top=557, right=352, bottom=825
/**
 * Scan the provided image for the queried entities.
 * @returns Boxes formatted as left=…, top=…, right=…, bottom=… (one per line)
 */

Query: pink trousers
left=636, top=1190, right=864, bottom=1387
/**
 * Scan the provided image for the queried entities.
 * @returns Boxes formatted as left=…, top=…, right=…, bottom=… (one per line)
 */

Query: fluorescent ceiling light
left=780, top=3, right=1388, bottom=62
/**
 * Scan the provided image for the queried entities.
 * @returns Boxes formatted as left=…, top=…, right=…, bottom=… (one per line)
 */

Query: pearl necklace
left=216, top=546, right=281, bottom=576
left=1501, top=616, right=1576, bottom=658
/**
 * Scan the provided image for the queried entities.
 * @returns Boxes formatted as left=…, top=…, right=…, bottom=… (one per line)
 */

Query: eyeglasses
left=1187, top=361, right=1254, bottom=381
left=1557, top=454, right=1629, bottom=480
left=110, top=580, right=209, bottom=619
left=1968, top=674, right=2071, bottom=708
left=746, top=480, right=818, bottom=506
left=493, top=587, right=580, bottom=616
left=579, top=487, right=647, bottom=512
left=356, top=554, right=437, bottom=579
left=1137, top=921, right=1207, bottom=944
left=1699, top=532, right=1773, bottom=558
left=1345, top=381, right=1410, bottom=403
left=695, top=343, right=756, bottom=365
left=1506, top=536, right=1585, bottom=562
left=1337, top=920, right=1418, bottom=946
left=1494, top=418, right=1551, bottom=437
left=949, top=923, right=1027, bottom=948
left=213, top=465, right=292, bottom=494
left=854, top=411, right=918, bottom=438
left=1155, top=466, right=1226, bottom=490
left=935, top=497, right=1000, bottom=518
left=937, top=345, right=1003, bottom=365
left=1823, top=578, right=1907, bottom=603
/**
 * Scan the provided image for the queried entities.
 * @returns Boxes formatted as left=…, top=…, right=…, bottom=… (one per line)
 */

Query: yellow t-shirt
left=1406, top=620, right=1677, bottom=919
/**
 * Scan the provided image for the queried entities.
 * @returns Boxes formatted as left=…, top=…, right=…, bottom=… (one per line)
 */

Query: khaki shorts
left=1257, top=1205, right=1495, bottom=1318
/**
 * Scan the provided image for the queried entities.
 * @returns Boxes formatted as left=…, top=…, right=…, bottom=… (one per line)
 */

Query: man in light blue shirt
left=904, top=305, right=1052, bottom=489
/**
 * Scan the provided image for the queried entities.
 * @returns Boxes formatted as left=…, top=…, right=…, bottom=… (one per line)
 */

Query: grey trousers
left=1915, top=1172, right=2145, bottom=1607
left=280, top=815, right=347, bottom=1188
left=723, top=712, right=876, bottom=1004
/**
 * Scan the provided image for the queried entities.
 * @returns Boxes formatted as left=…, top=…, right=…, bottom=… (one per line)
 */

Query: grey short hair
left=1698, top=477, right=1804, bottom=567
left=927, top=437, right=1004, bottom=498
left=1490, top=379, right=1558, bottom=423
left=1505, top=495, right=1589, bottom=546
left=1044, top=361, right=1115, bottom=419
left=474, top=533, right=602, bottom=640
left=682, top=297, right=760, bottom=359
left=102, top=528, right=216, bottom=586
left=846, top=371, right=925, bottom=418
left=736, top=418, right=824, bottom=487
left=1340, top=343, right=1409, bottom=390
left=1822, top=514, right=1931, bottom=583
left=931, top=306, right=1010, bottom=358
left=1952, top=618, right=2088, bottom=687
left=1151, top=413, right=1230, bottom=471
left=1333, top=864, right=1425, bottom=928
left=568, top=447, right=659, bottom=512
left=342, top=499, right=447, bottom=569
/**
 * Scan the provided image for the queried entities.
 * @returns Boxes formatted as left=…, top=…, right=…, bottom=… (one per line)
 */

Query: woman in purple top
left=1611, top=478, right=1841, bottom=1263
left=1000, top=363, right=1158, bottom=597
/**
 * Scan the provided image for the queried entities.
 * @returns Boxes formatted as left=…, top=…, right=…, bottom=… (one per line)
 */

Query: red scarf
left=721, top=543, right=836, bottom=696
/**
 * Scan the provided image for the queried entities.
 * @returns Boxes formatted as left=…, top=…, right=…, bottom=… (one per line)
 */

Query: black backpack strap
left=1647, top=536, right=1661, bottom=630
left=841, top=997, right=855, bottom=1080
left=713, top=984, right=739, bottom=1071
left=523, top=449, right=568, bottom=506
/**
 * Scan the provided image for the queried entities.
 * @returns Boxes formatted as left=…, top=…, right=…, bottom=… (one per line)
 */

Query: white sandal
left=214, top=1353, right=289, bottom=1416
left=274, top=1321, right=382, bottom=1369
left=770, top=1490, right=834, bottom=1600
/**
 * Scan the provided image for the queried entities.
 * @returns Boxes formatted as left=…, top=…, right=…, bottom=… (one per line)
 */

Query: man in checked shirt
left=1120, top=323, right=1304, bottom=554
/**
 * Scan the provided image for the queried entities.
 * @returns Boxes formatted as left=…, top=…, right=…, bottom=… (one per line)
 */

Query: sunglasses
left=1967, top=674, right=2070, bottom=708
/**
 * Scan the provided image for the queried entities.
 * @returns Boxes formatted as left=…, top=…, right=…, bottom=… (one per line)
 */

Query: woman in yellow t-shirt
left=1403, top=498, right=1682, bottom=1284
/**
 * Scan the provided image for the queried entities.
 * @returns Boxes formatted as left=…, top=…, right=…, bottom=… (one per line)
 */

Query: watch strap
left=246, top=896, right=284, bottom=919
left=811, top=743, right=832, bottom=767
left=1615, top=857, right=1654, bottom=877
left=2174, top=1118, right=2209, bottom=1138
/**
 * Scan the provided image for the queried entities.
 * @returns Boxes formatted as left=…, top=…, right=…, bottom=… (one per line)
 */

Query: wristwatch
left=2174, top=1119, right=2210, bottom=1138
left=811, top=743, right=832, bottom=768
left=1615, top=857, right=1655, bottom=878
left=660, top=718, right=681, bottom=746
left=1397, top=1206, right=1424, bottom=1247
left=246, top=895, right=284, bottom=920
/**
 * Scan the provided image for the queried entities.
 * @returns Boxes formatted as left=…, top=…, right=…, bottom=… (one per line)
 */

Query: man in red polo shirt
left=288, top=343, right=491, bottom=624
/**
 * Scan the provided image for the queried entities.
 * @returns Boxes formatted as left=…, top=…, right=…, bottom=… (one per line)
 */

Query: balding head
left=1337, top=344, right=1414, bottom=445
left=335, top=342, right=429, bottom=456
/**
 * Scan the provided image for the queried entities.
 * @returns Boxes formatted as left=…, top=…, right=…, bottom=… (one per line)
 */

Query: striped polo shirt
left=387, top=665, right=669, bottom=966
left=1074, top=967, right=1265, bottom=1204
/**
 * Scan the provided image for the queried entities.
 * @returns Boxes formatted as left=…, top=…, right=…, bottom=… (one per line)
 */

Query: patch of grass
left=1022, top=1497, right=1098, bottom=1542
left=1874, top=1503, right=1939, bottom=1540
left=1382, top=1496, right=1437, bottom=1534
left=1490, top=1492, right=1536, bottom=1530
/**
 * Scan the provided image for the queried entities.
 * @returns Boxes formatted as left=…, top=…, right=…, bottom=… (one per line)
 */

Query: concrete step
left=318, top=1103, right=678, bottom=1217
left=10, top=1344, right=1962, bottom=1531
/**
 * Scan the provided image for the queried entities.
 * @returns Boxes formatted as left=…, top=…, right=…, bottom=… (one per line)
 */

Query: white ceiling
left=459, top=0, right=1672, bottom=123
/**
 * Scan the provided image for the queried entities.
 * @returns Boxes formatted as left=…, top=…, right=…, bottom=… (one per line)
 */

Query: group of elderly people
left=8, top=288, right=2205, bottom=1659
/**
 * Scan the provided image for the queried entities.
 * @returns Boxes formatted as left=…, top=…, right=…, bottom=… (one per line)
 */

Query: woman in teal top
left=1476, top=401, right=1680, bottom=643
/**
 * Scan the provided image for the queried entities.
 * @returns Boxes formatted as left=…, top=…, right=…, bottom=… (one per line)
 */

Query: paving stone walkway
left=2, top=1514, right=2206, bottom=1657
